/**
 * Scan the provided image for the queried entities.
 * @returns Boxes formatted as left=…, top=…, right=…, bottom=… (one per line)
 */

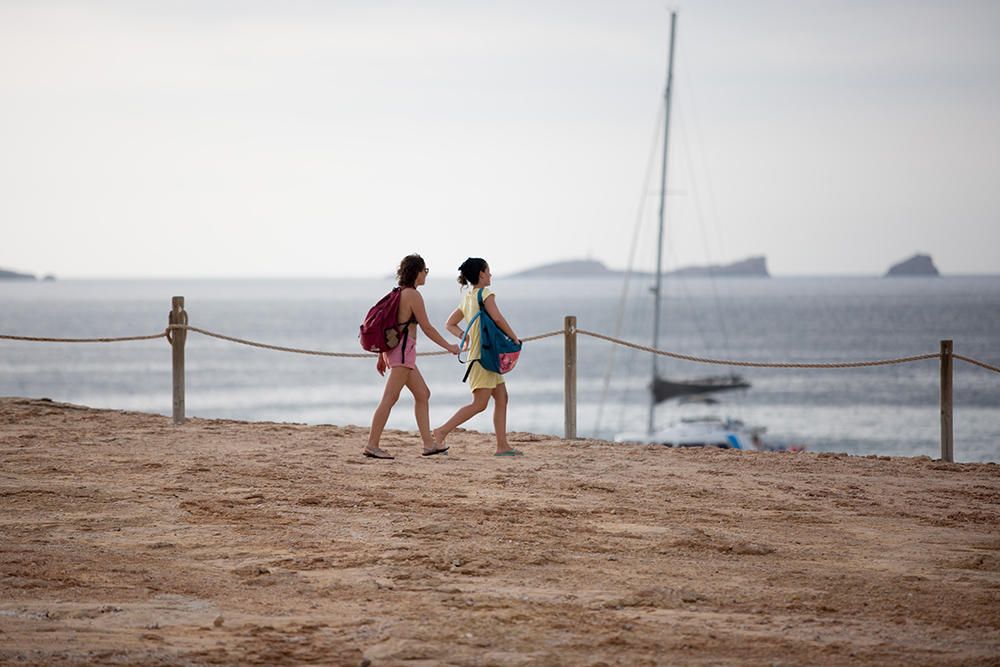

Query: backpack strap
left=457, top=311, right=481, bottom=383
left=458, top=291, right=488, bottom=383
left=398, top=289, right=417, bottom=364
left=402, top=315, right=417, bottom=364
left=400, top=322, right=409, bottom=364
left=457, top=311, right=481, bottom=360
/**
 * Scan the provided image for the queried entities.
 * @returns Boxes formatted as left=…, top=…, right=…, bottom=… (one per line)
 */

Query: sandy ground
left=1, top=397, right=999, bottom=666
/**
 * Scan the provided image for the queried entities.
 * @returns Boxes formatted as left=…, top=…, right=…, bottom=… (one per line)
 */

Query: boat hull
left=652, top=375, right=750, bottom=403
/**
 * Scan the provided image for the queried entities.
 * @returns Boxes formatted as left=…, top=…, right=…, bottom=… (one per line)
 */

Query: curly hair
left=396, top=254, right=426, bottom=287
left=457, top=257, right=488, bottom=287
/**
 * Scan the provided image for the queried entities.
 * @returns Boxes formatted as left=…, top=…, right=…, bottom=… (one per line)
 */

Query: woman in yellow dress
left=433, top=258, right=523, bottom=456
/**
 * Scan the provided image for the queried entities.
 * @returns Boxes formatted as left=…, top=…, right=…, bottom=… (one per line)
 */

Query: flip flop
left=494, top=449, right=524, bottom=457
left=363, top=449, right=395, bottom=460
left=421, top=446, right=450, bottom=457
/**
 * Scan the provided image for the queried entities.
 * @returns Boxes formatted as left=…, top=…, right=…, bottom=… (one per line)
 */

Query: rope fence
left=2, top=326, right=975, bottom=370
left=0, top=332, right=168, bottom=343
left=954, top=354, right=1000, bottom=375
left=0, top=328, right=564, bottom=355
left=575, top=329, right=943, bottom=369
left=2, top=297, right=998, bottom=462
left=3, top=326, right=991, bottom=373
left=172, top=325, right=565, bottom=358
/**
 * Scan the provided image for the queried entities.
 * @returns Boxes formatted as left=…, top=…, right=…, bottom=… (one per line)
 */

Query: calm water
left=1, top=276, right=998, bottom=462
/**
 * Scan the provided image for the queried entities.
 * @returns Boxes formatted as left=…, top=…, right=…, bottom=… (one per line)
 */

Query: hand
left=376, top=355, right=387, bottom=376
left=447, top=343, right=460, bottom=355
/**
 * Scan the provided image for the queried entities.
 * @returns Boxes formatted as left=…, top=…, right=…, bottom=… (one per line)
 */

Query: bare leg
left=365, top=367, right=411, bottom=455
left=492, top=383, right=511, bottom=454
left=433, top=389, right=491, bottom=446
left=404, top=368, right=436, bottom=451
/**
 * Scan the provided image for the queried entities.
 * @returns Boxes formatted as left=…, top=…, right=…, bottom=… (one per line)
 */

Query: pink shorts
left=381, top=333, right=417, bottom=370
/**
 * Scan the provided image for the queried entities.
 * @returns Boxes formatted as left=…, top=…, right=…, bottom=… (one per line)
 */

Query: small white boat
left=615, top=416, right=765, bottom=450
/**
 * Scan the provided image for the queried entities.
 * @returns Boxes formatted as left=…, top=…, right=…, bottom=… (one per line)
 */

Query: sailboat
left=613, top=11, right=765, bottom=451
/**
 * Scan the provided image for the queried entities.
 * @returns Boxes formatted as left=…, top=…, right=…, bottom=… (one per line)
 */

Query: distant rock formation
left=885, top=254, right=940, bottom=277
left=670, top=256, right=769, bottom=278
left=509, top=257, right=769, bottom=279
left=509, top=259, right=612, bottom=278
left=0, top=267, right=36, bottom=281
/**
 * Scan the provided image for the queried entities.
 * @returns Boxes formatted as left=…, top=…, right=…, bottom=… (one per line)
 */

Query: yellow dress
left=460, top=287, right=505, bottom=391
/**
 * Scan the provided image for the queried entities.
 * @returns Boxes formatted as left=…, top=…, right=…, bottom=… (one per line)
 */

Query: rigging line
left=677, top=70, right=750, bottom=414
left=678, top=69, right=746, bottom=392
left=676, top=107, right=726, bottom=359
left=664, top=226, right=714, bottom=363
left=617, top=338, right=642, bottom=436
left=612, top=264, right=650, bottom=437
left=680, top=66, right=731, bottom=295
left=676, top=90, right=737, bottom=372
left=593, top=101, right=666, bottom=437
left=660, top=193, right=717, bottom=373
left=618, top=272, right=654, bottom=434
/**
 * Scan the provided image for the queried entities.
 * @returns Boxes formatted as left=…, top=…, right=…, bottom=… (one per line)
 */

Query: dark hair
left=396, top=254, right=426, bottom=287
left=457, top=257, right=488, bottom=287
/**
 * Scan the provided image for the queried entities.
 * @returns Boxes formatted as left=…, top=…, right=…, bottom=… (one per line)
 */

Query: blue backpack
left=459, top=288, right=522, bottom=382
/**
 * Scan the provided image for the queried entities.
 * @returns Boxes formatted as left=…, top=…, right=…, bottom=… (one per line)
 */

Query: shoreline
left=2, top=397, right=998, bottom=665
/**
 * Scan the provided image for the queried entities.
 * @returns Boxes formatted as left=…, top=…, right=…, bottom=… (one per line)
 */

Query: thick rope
left=4, top=325, right=997, bottom=374
left=575, top=329, right=940, bottom=369
left=180, top=325, right=373, bottom=357
left=955, top=354, right=1000, bottom=374
left=521, top=330, right=563, bottom=343
left=169, top=325, right=565, bottom=358
left=0, top=332, right=168, bottom=343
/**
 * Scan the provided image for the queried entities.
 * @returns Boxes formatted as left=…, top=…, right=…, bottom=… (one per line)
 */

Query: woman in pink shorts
left=364, top=254, right=459, bottom=460
left=380, top=323, right=418, bottom=369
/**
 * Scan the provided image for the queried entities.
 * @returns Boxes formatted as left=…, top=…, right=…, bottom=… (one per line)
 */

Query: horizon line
left=3, top=272, right=999, bottom=281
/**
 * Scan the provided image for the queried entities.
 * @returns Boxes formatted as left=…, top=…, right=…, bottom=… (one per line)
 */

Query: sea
left=1, top=276, right=998, bottom=462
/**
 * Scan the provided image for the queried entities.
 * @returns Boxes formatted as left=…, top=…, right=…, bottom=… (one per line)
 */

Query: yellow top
left=460, top=287, right=504, bottom=390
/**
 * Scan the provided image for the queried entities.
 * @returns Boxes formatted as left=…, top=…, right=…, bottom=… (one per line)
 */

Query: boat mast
left=649, top=11, right=677, bottom=436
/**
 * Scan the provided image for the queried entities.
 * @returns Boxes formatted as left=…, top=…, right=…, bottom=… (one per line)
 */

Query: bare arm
left=445, top=308, right=465, bottom=340
left=409, top=291, right=459, bottom=353
left=483, top=294, right=519, bottom=343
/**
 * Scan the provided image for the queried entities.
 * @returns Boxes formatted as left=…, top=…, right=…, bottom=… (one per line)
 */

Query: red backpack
left=359, top=287, right=408, bottom=354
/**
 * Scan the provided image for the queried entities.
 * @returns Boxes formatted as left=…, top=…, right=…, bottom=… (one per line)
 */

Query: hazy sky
left=2, top=0, right=998, bottom=278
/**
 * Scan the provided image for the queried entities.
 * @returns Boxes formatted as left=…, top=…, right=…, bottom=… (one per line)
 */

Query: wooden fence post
left=564, top=315, right=577, bottom=440
left=940, top=339, right=953, bottom=462
left=169, top=296, right=188, bottom=424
